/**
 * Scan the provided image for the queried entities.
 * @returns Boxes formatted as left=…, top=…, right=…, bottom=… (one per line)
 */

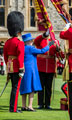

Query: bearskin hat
left=7, top=11, right=24, bottom=37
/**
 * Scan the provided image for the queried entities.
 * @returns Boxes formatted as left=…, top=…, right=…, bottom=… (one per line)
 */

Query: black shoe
left=21, top=107, right=27, bottom=111
left=38, top=105, right=44, bottom=109
left=27, top=108, right=36, bottom=112
left=9, top=109, right=22, bottom=113
left=16, top=110, right=22, bottom=113
left=45, top=106, right=52, bottom=110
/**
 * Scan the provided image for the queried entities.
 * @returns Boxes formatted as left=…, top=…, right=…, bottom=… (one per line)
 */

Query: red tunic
left=60, top=28, right=72, bottom=72
left=4, top=37, right=24, bottom=73
left=57, top=60, right=64, bottom=68
left=34, top=35, right=64, bottom=73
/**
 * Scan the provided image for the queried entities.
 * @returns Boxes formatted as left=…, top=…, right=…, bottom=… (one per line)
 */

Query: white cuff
left=63, top=23, right=71, bottom=31
left=19, top=73, right=24, bottom=78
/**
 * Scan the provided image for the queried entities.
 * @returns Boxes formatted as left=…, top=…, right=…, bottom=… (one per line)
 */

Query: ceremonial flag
left=34, top=0, right=55, bottom=40
left=50, top=0, right=69, bottom=23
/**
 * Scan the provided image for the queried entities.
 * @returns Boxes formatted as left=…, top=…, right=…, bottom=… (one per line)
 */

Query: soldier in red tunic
left=60, top=23, right=72, bottom=120
left=4, top=11, right=24, bottom=113
left=34, top=31, right=64, bottom=109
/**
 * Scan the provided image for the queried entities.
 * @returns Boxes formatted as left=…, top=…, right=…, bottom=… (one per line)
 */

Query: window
left=69, top=8, right=72, bottom=17
left=69, top=0, right=71, bottom=6
left=25, top=0, right=49, bottom=30
left=0, top=0, right=8, bottom=27
left=28, top=0, right=49, bottom=28
left=29, top=0, right=36, bottom=27
left=0, top=0, right=5, bottom=26
left=0, top=8, right=5, bottom=26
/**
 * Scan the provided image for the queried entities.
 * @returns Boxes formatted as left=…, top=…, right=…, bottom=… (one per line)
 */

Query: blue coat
left=20, top=45, right=49, bottom=94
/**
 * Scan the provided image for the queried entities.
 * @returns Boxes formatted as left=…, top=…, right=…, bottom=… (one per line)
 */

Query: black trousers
left=57, top=67, right=63, bottom=75
left=38, top=72, right=54, bottom=106
left=68, top=73, right=72, bottom=120
left=9, top=73, right=21, bottom=112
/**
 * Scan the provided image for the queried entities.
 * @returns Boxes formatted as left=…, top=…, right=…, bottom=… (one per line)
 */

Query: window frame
left=24, top=0, right=49, bottom=31
left=28, top=0, right=36, bottom=28
left=69, top=0, right=72, bottom=9
left=24, top=0, right=37, bottom=31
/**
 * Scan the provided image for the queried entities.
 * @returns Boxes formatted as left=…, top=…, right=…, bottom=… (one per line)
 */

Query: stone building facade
left=0, top=0, right=72, bottom=50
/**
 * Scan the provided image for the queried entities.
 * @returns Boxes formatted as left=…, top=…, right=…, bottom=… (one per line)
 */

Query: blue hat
left=22, top=33, right=34, bottom=42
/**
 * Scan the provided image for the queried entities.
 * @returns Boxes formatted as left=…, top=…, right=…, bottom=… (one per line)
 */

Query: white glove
left=19, top=69, right=24, bottom=78
left=45, top=29, right=50, bottom=36
left=19, top=72, right=24, bottom=78
left=64, top=23, right=71, bottom=31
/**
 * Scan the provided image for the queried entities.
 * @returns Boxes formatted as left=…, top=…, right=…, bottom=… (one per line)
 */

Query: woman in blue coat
left=20, top=33, right=49, bottom=111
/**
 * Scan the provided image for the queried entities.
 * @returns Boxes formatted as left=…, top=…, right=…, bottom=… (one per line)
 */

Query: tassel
left=62, top=59, right=69, bottom=81
left=10, top=61, right=13, bottom=72
left=62, top=67, right=66, bottom=81
left=65, top=59, right=69, bottom=81
left=6, top=59, right=13, bottom=73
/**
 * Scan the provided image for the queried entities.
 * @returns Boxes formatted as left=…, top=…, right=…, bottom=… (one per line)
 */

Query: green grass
left=0, top=75, right=69, bottom=120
